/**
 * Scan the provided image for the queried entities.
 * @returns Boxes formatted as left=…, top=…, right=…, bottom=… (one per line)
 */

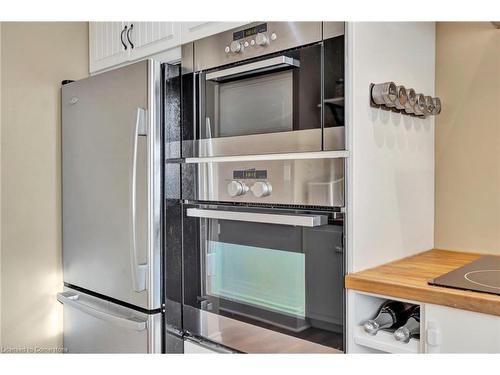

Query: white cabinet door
left=89, top=22, right=129, bottom=73
left=180, top=22, right=250, bottom=44
left=128, top=22, right=181, bottom=61
left=425, top=304, right=500, bottom=353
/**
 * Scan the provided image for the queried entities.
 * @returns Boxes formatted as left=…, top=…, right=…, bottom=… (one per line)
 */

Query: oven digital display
left=233, top=23, right=267, bottom=41
left=233, top=169, right=267, bottom=179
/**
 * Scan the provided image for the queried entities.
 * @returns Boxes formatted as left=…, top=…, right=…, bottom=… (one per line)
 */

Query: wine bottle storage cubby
left=350, top=292, right=423, bottom=354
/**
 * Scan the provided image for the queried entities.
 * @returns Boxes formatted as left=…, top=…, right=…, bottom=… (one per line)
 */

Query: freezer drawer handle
left=129, top=107, right=148, bottom=293
left=205, top=56, right=300, bottom=82
left=56, top=292, right=147, bottom=331
left=186, top=208, right=327, bottom=227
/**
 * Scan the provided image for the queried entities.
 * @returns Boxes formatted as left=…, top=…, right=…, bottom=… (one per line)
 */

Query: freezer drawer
left=58, top=288, right=161, bottom=353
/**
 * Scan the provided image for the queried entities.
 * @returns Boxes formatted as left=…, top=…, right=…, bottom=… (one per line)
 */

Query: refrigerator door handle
left=57, top=292, right=147, bottom=331
left=130, top=107, right=147, bottom=293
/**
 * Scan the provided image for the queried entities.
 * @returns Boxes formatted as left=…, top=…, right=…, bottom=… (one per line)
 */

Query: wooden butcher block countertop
left=345, top=249, right=500, bottom=317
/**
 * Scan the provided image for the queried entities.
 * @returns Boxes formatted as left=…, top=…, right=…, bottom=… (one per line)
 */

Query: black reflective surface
left=162, top=63, right=184, bottom=351
left=429, top=255, right=500, bottom=296
left=165, top=328, right=184, bottom=353
left=164, top=64, right=181, bottom=160
left=323, top=34, right=345, bottom=129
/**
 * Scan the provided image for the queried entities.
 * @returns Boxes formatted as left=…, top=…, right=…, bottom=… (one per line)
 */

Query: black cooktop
left=428, top=255, right=500, bottom=296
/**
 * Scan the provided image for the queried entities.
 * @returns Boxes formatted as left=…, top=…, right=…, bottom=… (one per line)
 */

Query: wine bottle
left=394, top=305, right=420, bottom=343
left=363, top=301, right=411, bottom=336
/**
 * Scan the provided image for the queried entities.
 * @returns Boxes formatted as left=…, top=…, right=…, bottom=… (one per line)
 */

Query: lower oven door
left=182, top=204, right=344, bottom=353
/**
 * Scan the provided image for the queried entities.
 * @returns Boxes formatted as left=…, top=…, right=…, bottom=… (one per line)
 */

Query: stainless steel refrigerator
left=57, top=60, right=163, bottom=353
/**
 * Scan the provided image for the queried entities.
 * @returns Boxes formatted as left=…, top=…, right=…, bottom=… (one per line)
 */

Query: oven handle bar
left=186, top=208, right=327, bottom=227
left=205, top=56, right=300, bottom=82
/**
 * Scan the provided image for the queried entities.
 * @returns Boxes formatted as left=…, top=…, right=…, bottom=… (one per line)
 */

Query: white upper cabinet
left=180, top=22, right=249, bottom=44
left=89, top=22, right=250, bottom=74
left=128, top=22, right=181, bottom=61
left=89, top=21, right=181, bottom=73
left=89, top=22, right=129, bottom=73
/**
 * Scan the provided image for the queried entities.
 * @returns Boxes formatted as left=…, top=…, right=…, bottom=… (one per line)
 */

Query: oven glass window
left=207, top=240, right=306, bottom=317
left=215, top=71, right=293, bottom=137
left=202, top=44, right=321, bottom=140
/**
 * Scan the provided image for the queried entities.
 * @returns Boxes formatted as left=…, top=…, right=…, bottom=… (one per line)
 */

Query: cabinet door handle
left=426, top=328, right=441, bottom=347
left=126, top=24, right=134, bottom=49
left=120, top=25, right=128, bottom=50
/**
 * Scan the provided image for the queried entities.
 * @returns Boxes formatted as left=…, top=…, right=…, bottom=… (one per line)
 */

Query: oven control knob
left=255, top=33, right=268, bottom=46
left=227, top=180, right=248, bottom=197
left=251, top=181, right=272, bottom=198
left=230, top=40, right=242, bottom=53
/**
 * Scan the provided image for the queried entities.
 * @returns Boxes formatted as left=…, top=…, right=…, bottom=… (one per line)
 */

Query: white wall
left=0, top=22, right=88, bottom=352
left=348, top=22, right=436, bottom=272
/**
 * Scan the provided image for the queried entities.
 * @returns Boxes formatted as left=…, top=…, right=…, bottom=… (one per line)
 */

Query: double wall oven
left=165, top=22, right=347, bottom=353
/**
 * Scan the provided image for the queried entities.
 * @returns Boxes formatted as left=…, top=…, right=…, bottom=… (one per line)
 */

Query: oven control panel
left=191, top=158, right=344, bottom=207
left=228, top=169, right=272, bottom=198
left=227, top=180, right=273, bottom=198
left=224, top=23, right=277, bottom=55
left=193, top=22, right=323, bottom=72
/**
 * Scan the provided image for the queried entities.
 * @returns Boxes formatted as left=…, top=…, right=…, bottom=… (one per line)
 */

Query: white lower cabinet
left=424, top=304, right=500, bottom=353
left=348, top=291, right=500, bottom=354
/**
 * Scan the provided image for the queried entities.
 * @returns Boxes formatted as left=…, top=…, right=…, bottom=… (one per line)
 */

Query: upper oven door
left=198, top=44, right=322, bottom=157
left=182, top=204, right=345, bottom=353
